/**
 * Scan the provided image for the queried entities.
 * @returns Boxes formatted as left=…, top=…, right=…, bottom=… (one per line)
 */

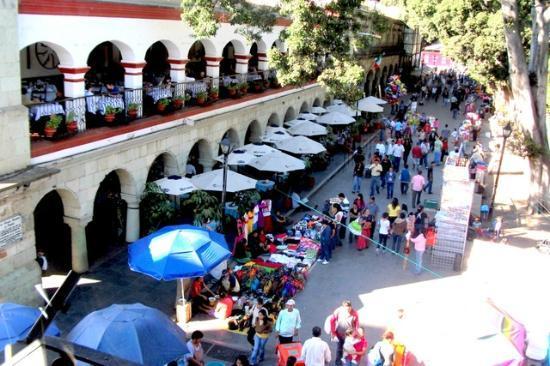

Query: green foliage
left=180, top=0, right=277, bottom=42
left=501, top=120, right=544, bottom=159
left=158, top=98, right=170, bottom=107
left=46, top=114, right=62, bottom=129
left=105, top=105, right=122, bottom=115
left=232, top=190, right=260, bottom=216
left=140, top=182, right=176, bottom=234
left=183, top=190, right=222, bottom=225
left=317, top=60, right=365, bottom=105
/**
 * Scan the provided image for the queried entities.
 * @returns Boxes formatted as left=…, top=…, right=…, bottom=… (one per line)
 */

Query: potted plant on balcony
left=127, top=103, right=139, bottom=120
left=157, top=98, right=170, bottom=112
left=253, top=80, right=263, bottom=92
left=172, top=96, right=185, bottom=110
left=209, top=87, right=219, bottom=101
left=44, top=114, right=62, bottom=138
left=226, top=83, right=238, bottom=97
left=238, top=82, right=249, bottom=95
left=196, top=90, right=208, bottom=106
left=104, top=105, right=119, bottom=123
left=263, top=78, right=270, bottom=89
left=66, top=111, right=78, bottom=134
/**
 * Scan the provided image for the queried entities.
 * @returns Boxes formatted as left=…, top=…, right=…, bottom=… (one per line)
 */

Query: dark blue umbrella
left=66, top=303, right=188, bottom=366
left=128, top=224, right=231, bottom=280
left=0, top=303, right=61, bottom=350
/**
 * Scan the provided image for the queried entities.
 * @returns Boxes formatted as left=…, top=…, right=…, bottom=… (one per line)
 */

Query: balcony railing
left=26, top=70, right=279, bottom=142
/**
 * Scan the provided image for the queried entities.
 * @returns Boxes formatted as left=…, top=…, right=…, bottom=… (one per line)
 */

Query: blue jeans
left=386, top=182, right=394, bottom=199
left=434, top=150, right=442, bottom=165
left=378, top=233, right=388, bottom=251
left=369, top=176, right=380, bottom=196
left=415, top=249, right=424, bottom=274
left=393, top=156, right=401, bottom=171
left=250, top=334, right=269, bottom=365
left=424, top=180, right=433, bottom=194
left=452, top=109, right=459, bottom=119
left=352, top=176, right=362, bottom=192
left=420, top=155, right=428, bottom=168
left=320, top=241, right=331, bottom=261
left=400, top=182, right=409, bottom=194
left=392, top=234, right=403, bottom=253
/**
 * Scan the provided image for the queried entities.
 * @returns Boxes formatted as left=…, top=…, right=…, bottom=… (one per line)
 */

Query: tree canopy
left=181, top=0, right=388, bottom=104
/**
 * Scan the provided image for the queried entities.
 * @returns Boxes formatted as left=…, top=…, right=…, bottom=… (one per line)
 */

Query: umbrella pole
left=176, top=278, right=190, bottom=324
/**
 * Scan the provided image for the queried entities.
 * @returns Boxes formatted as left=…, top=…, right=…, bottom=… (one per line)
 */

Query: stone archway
left=284, top=106, right=296, bottom=122
left=299, top=101, right=309, bottom=113
left=187, top=139, right=214, bottom=175
left=146, top=152, right=179, bottom=182
left=267, top=112, right=281, bottom=127
left=245, top=120, right=263, bottom=144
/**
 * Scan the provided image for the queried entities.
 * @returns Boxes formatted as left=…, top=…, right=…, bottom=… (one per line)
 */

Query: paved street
left=49, top=96, right=468, bottom=364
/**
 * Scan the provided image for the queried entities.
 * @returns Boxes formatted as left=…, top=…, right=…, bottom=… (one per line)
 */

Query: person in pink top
left=410, top=170, right=426, bottom=209
left=409, top=230, right=426, bottom=274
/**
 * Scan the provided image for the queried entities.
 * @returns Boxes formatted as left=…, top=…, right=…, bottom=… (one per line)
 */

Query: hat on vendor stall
left=286, top=299, right=296, bottom=306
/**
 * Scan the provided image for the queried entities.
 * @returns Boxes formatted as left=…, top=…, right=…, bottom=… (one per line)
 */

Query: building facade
left=0, top=0, right=412, bottom=305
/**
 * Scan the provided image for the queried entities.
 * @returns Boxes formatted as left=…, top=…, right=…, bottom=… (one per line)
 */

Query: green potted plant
left=104, top=105, right=120, bottom=123
left=238, top=82, right=249, bottom=95
left=65, top=111, right=78, bottom=134
left=209, top=86, right=219, bottom=101
left=226, top=83, right=238, bottom=97
left=157, top=98, right=170, bottom=112
left=196, top=90, right=208, bottom=105
left=44, top=114, right=62, bottom=138
left=140, top=182, right=176, bottom=234
left=127, top=103, right=139, bottom=119
left=262, top=78, right=270, bottom=89
left=172, top=95, right=185, bottom=109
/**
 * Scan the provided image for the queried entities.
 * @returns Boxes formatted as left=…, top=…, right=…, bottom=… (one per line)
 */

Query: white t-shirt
left=379, top=219, right=390, bottom=235
left=386, top=144, right=394, bottom=157
left=186, top=341, right=204, bottom=363
left=392, top=144, right=405, bottom=158
left=375, top=143, right=386, bottom=156
left=301, top=337, right=332, bottom=366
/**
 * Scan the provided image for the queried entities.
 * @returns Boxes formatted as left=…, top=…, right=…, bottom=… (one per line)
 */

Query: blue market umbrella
left=67, top=303, right=188, bottom=366
left=0, top=303, right=61, bottom=350
left=128, top=224, right=231, bottom=281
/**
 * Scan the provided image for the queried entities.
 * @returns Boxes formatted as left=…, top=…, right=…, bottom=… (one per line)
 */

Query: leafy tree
left=140, top=182, right=175, bottom=234
left=183, top=190, right=222, bottom=226
left=181, top=0, right=388, bottom=104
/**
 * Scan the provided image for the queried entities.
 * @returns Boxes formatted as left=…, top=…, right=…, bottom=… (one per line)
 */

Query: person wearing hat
left=275, top=299, right=302, bottom=344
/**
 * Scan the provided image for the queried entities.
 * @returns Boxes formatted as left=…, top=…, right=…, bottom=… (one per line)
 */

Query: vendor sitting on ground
left=213, top=291, right=234, bottom=320
left=218, top=269, right=241, bottom=295
left=274, top=210, right=289, bottom=233
left=189, top=277, right=216, bottom=315
left=233, top=237, right=249, bottom=260
left=248, top=230, right=268, bottom=258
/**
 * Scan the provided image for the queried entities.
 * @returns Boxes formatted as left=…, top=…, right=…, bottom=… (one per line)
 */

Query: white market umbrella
left=332, top=99, right=344, bottom=105
left=362, top=96, right=387, bottom=105
left=153, top=177, right=196, bottom=196
left=326, top=103, right=358, bottom=117
left=317, top=111, right=356, bottom=125
left=191, top=169, right=257, bottom=192
left=262, top=126, right=292, bottom=144
left=297, top=113, right=319, bottom=121
left=311, top=106, right=327, bottom=114
left=216, top=143, right=279, bottom=165
left=248, top=151, right=305, bottom=173
left=287, top=120, right=328, bottom=137
left=284, top=119, right=306, bottom=127
left=275, top=136, right=326, bottom=155
left=357, top=99, right=384, bottom=113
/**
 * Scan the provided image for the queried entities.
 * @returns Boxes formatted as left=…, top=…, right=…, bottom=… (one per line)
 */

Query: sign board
left=0, top=215, right=23, bottom=249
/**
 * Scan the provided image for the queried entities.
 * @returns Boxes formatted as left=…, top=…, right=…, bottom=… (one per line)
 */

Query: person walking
left=433, top=137, right=443, bottom=166
left=352, top=157, right=365, bottom=194
left=399, top=165, right=411, bottom=195
left=317, top=221, right=332, bottom=265
left=380, top=155, right=392, bottom=189
left=409, top=230, right=426, bottom=275
left=386, top=198, right=401, bottom=225
left=249, top=309, right=272, bottom=365
left=301, top=326, right=331, bottom=366
left=392, top=140, right=405, bottom=171
left=338, top=193, right=350, bottom=241
left=356, top=210, right=372, bottom=251
left=377, top=212, right=390, bottom=255
left=348, top=203, right=360, bottom=245
left=367, top=331, right=395, bottom=366
left=391, top=212, right=407, bottom=254
left=411, top=142, right=422, bottom=170
left=420, top=140, right=429, bottom=169
left=423, top=162, right=434, bottom=195
left=410, top=170, right=425, bottom=209
left=385, top=167, right=396, bottom=199
left=402, top=136, right=412, bottom=167
left=275, top=299, right=301, bottom=344
left=329, top=300, right=360, bottom=366
left=368, top=159, right=383, bottom=197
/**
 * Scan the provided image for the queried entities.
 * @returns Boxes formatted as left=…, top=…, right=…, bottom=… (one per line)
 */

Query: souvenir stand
left=432, top=156, right=475, bottom=271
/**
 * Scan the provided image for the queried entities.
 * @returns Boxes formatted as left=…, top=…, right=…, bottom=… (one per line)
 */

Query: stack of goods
left=384, top=75, right=407, bottom=107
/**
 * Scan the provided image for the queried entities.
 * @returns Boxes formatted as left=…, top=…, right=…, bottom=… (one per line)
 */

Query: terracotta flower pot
left=228, top=88, right=237, bottom=96
left=67, top=121, right=78, bottom=133
left=128, top=110, right=138, bottom=119
left=157, top=103, right=167, bottom=112
left=44, top=127, right=56, bottom=138
left=209, top=93, right=218, bottom=101
left=104, top=113, right=116, bottom=123
left=197, top=97, right=206, bottom=105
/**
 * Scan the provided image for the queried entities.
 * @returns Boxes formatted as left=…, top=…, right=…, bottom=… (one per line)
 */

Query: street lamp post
left=489, top=122, right=513, bottom=215
left=219, top=138, right=233, bottom=223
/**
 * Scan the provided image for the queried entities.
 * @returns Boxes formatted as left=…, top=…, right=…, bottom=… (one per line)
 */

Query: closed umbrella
left=262, top=126, right=292, bottom=144
left=326, top=104, right=358, bottom=117
left=275, top=136, right=326, bottom=155
left=362, top=96, right=387, bottom=105
left=153, top=176, right=196, bottom=196
left=287, top=120, right=328, bottom=137
left=311, top=106, right=327, bottom=114
left=0, top=303, right=61, bottom=351
left=317, top=111, right=356, bottom=125
left=357, top=99, right=384, bottom=113
left=67, top=303, right=189, bottom=366
left=128, top=225, right=231, bottom=280
left=297, top=113, right=319, bottom=121
left=191, top=169, right=257, bottom=193
left=248, top=151, right=305, bottom=172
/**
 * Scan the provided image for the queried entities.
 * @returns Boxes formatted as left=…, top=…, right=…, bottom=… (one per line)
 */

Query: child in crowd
left=342, top=328, right=360, bottom=364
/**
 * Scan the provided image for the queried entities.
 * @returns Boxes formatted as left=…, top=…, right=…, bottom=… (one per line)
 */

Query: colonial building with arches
left=0, top=0, right=415, bottom=305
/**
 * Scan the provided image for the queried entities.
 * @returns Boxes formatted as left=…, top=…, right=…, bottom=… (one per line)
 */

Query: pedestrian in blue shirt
left=386, top=167, right=396, bottom=199
left=400, top=165, right=411, bottom=195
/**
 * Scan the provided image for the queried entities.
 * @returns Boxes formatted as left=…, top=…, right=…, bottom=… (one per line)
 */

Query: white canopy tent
left=287, top=120, right=328, bottom=137
left=215, top=143, right=279, bottom=165
left=191, top=169, right=257, bottom=192
left=326, top=103, right=358, bottom=117
left=262, top=126, right=292, bottom=144
left=275, top=135, right=326, bottom=155
left=297, top=113, right=319, bottom=121
left=153, top=177, right=196, bottom=196
left=311, top=106, right=327, bottom=114
left=317, top=111, right=356, bottom=125
left=362, top=96, right=387, bottom=105
left=357, top=99, right=384, bottom=113
left=248, top=151, right=306, bottom=173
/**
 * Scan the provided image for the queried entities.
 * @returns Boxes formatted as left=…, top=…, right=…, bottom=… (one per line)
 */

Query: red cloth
left=252, top=258, right=284, bottom=269
left=216, top=296, right=234, bottom=319
left=263, top=216, right=273, bottom=233
left=345, top=337, right=367, bottom=364
left=190, top=279, right=203, bottom=298
left=411, top=145, right=422, bottom=158
left=330, top=307, right=360, bottom=337
left=356, top=225, right=370, bottom=250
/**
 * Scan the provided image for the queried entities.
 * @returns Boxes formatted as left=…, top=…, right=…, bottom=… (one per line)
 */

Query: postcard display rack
left=432, top=157, right=475, bottom=270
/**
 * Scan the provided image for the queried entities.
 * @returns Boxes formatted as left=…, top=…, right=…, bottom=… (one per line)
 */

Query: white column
left=168, top=58, right=188, bottom=83
left=58, top=66, right=89, bottom=131
left=234, top=54, right=251, bottom=75
left=121, top=60, right=145, bottom=117
left=121, top=193, right=140, bottom=242
left=63, top=216, right=90, bottom=273
left=205, top=57, right=222, bottom=88
left=257, top=53, right=269, bottom=71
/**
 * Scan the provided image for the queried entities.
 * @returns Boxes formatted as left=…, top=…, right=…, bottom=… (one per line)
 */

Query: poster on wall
left=0, top=215, right=23, bottom=249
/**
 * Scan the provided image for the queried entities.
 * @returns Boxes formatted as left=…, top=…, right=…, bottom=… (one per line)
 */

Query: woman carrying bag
left=249, top=309, right=272, bottom=365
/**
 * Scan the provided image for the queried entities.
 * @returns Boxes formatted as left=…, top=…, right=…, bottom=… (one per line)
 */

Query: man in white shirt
left=275, top=299, right=302, bottom=343
left=392, top=141, right=405, bottom=171
left=301, top=326, right=331, bottom=366
left=375, top=139, right=386, bottom=156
